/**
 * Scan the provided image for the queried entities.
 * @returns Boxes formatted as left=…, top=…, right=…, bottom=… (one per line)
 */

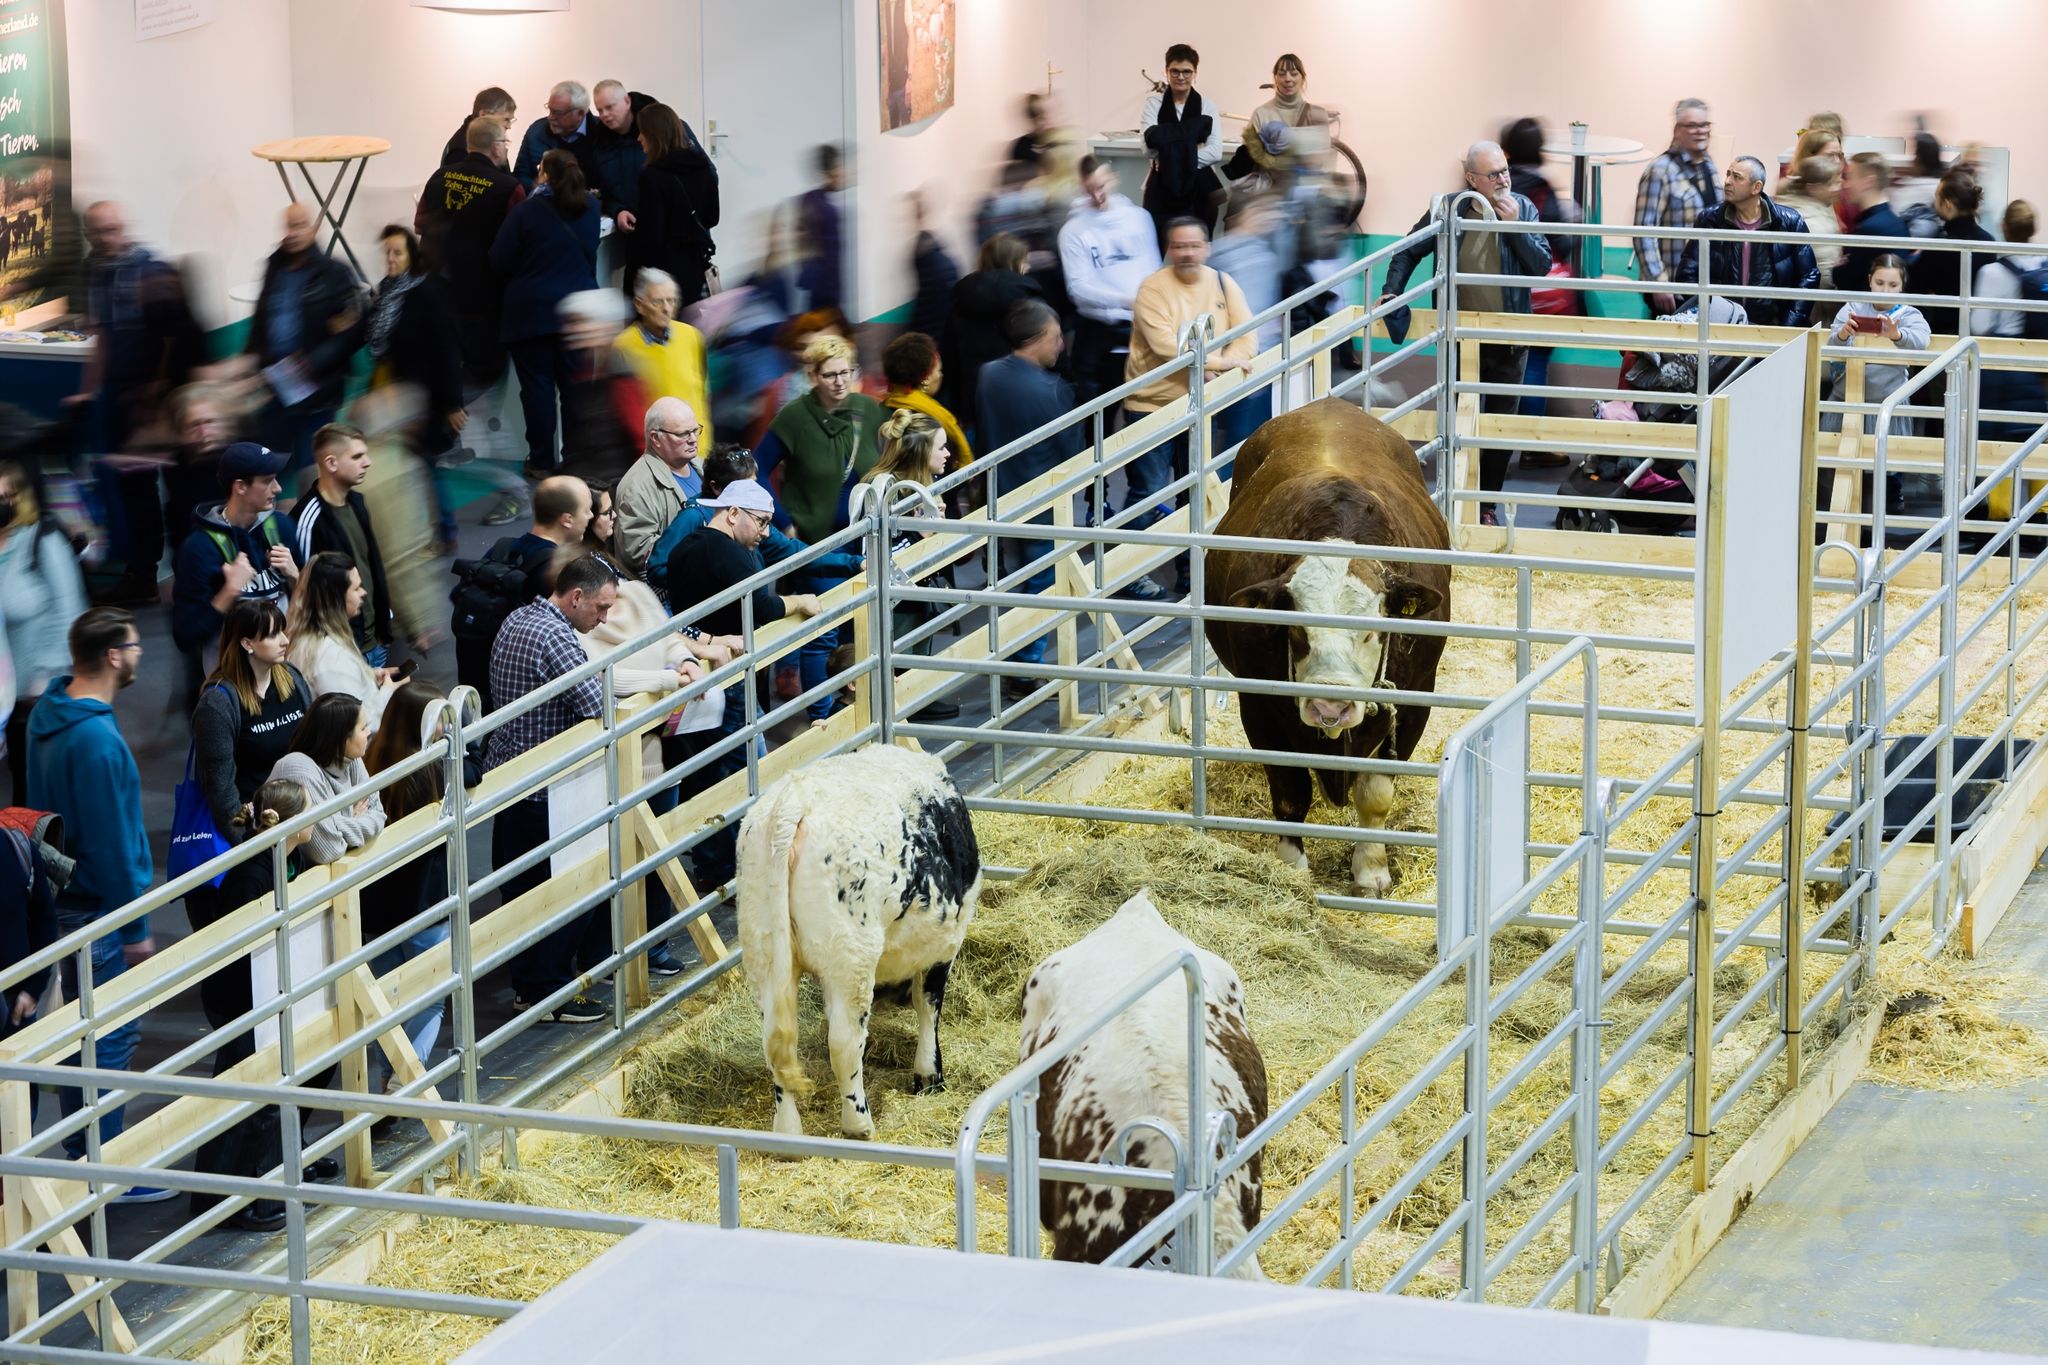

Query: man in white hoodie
left=1059, top=156, right=1161, bottom=421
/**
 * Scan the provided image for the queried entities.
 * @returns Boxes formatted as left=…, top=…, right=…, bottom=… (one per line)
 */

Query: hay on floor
left=239, top=565, right=2048, bottom=1363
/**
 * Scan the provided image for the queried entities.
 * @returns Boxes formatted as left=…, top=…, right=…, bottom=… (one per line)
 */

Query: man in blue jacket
left=26, top=608, right=170, bottom=1193
left=1676, top=156, right=1818, bottom=328
left=514, top=80, right=603, bottom=194
left=976, top=299, right=1084, bottom=704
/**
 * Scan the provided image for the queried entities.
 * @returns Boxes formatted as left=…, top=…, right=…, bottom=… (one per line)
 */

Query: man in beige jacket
left=1119, top=216, right=1252, bottom=597
left=613, top=395, right=704, bottom=577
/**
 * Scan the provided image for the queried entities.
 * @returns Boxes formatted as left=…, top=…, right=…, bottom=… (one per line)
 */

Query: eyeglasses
left=655, top=425, right=703, bottom=442
left=1677, top=121, right=1712, bottom=132
left=1472, top=167, right=1511, bottom=183
left=817, top=367, right=857, bottom=383
left=112, top=641, right=143, bottom=653
left=1166, top=66, right=1196, bottom=78
left=743, top=510, right=772, bottom=528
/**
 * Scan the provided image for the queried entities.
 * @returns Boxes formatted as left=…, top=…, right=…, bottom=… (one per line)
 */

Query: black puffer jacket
left=625, top=148, right=720, bottom=303
left=1675, top=195, right=1819, bottom=327
left=942, top=269, right=1043, bottom=424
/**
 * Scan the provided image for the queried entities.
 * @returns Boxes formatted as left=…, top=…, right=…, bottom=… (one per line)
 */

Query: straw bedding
left=242, top=566, right=2048, bottom=1364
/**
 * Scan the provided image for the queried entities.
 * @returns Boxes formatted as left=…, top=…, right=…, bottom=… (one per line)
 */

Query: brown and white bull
left=1020, top=890, right=1269, bottom=1277
left=1205, top=398, right=1450, bottom=894
left=737, top=744, right=982, bottom=1138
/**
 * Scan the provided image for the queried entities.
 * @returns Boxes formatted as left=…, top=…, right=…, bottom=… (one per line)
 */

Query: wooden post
left=616, top=732, right=651, bottom=1011
left=352, top=966, right=456, bottom=1151
left=328, top=874, right=374, bottom=1187
left=1827, top=350, right=1868, bottom=547
left=1, top=1071, right=36, bottom=1332
left=1691, top=393, right=1733, bottom=1193
left=849, top=588, right=875, bottom=732
left=1454, top=336, right=1484, bottom=546
left=1050, top=497, right=1081, bottom=728
left=1784, top=330, right=1823, bottom=1093
left=629, top=806, right=729, bottom=965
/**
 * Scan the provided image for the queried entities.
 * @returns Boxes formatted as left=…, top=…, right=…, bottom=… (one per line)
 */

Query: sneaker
left=514, top=992, right=607, bottom=1024
left=647, top=945, right=686, bottom=978
left=1116, top=574, right=1169, bottom=602
left=1000, top=677, right=1040, bottom=706
left=114, top=1185, right=180, bottom=1206
left=913, top=697, right=961, bottom=721
left=481, top=494, right=523, bottom=526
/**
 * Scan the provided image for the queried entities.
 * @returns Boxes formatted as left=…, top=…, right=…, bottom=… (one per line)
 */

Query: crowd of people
left=0, top=55, right=2043, bottom=1229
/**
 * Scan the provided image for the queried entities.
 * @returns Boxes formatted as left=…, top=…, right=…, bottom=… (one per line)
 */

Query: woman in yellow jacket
left=879, top=330, right=972, bottom=510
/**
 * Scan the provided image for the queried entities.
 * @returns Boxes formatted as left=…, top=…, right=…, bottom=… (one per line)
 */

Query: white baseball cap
left=701, top=478, right=776, bottom=514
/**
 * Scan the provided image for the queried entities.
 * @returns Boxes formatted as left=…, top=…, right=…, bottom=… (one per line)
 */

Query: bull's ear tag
left=1401, top=601, right=1416, bottom=616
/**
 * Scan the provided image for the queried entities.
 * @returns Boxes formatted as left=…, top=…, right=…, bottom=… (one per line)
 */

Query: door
left=698, top=0, right=851, bottom=290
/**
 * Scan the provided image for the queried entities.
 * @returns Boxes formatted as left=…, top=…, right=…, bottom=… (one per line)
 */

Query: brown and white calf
left=737, top=744, right=982, bottom=1139
left=1019, top=890, right=1269, bottom=1277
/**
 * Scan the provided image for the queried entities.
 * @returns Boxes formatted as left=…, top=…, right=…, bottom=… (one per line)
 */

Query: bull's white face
left=1284, top=551, right=1388, bottom=736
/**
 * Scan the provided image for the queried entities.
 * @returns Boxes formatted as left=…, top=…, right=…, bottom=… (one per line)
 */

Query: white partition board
left=1695, top=335, right=1812, bottom=718
left=1436, top=700, right=1529, bottom=961
left=252, top=912, right=333, bottom=1053
left=460, top=1222, right=2034, bottom=1365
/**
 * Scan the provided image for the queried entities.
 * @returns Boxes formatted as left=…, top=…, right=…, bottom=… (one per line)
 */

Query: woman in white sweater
left=267, top=692, right=387, bottom=867
left=286, top=552, right=398, bottom=734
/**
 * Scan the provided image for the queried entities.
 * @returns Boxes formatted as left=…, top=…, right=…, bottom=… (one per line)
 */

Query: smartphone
left=394, top=658, right=419, bottom=682
left=1850, top=313, right=1885, bottom=334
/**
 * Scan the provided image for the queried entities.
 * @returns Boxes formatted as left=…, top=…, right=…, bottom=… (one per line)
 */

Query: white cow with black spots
left=1020, top=890, right=1269, bottom=1277
left=738, top=744, right=982, bottom=1138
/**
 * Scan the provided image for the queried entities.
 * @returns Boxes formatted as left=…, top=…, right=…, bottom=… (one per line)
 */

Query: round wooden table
left=251, top=135, right=393, bottom=280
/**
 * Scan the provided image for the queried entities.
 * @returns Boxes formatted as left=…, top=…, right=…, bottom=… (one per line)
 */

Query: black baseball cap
left=216, top=441, right=289, bottom=488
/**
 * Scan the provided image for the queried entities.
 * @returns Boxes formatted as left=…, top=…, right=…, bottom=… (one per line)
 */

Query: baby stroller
left=1559, top=306, right=1753, bottom=535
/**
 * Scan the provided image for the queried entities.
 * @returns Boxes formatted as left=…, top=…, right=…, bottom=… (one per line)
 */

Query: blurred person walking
left=244, top=204, right=364, bottom=475
left=796, top=145, right=847, bottom=312
left=492, top=150, right=601, bottom=477
left=0, top=458, right=87, bottom=803
left=1059, top=157, right=1159, bottom=417
left=943, top=234, right=1042, bottom=429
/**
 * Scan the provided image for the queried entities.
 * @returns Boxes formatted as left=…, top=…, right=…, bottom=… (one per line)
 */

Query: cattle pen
left=2, top=214, right=2047, bottom=1364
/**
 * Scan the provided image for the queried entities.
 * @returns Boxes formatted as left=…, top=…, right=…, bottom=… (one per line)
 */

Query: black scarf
left=1154, top=89, right=1207, bottom=200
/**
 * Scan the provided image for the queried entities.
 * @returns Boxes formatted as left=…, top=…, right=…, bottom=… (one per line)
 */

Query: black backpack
left=448, top=537, right=555, bottom=644
left=2006, top=258, right=2048, bottom=342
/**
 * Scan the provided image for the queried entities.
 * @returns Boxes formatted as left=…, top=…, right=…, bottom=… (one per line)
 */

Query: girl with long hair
left=286, top=552, right=399, bottom=733
left=267, top=691, right=386, bottom=866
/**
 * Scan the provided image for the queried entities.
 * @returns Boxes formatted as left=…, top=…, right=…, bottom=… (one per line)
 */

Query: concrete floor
left=1660, top=866, right=2048, bottom=1355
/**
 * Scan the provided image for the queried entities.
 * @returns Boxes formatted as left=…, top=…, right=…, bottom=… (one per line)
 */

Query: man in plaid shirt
left=484, top=551, right=620, bottom=1022
left=1634, top=98, right=1720, bottom=314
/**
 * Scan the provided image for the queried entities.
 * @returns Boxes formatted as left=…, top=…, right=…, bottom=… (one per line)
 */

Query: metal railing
left=3, top=213, right=2046, bottom=1359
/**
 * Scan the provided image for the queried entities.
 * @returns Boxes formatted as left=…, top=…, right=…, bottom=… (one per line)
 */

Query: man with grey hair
left=1379, top=140, right=1553, bottom=526
left=515, top=79, right=602, bottom=192
left=1634, top=98, right=1720, bottom=314
left=1675, top=154, right=1818, bottom=327
left=614, top=393, right=704, bottom=576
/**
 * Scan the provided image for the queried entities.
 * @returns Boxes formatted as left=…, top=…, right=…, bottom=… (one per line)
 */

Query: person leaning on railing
left=484, top=551, right=623, bottom=1024
left=1674, top=155, right=1817, bottom=328
left=267, top=692, right=388, bottom=868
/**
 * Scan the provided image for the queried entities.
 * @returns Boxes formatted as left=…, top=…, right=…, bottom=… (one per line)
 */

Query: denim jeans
left=998, top=537, right=1057, bottom=667
left=1120, top=407, right=1191, bottom=524
left=54, top=910, right=141, bottom=1159
left=370, top=922, right=451, bottom=1064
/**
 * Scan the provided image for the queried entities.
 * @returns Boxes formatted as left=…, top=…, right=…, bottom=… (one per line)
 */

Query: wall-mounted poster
left=0, top=0, right=71, bottom=316
left=879, top=0, right=953, bottom=132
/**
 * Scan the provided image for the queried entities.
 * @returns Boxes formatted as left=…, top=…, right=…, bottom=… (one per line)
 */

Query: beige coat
left=1123, top=265, right=1254, bottom=414
left=614, top=451, right=693, bottom=578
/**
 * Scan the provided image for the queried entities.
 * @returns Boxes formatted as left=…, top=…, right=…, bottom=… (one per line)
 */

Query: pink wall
left=1047, top=0, right=2045, bottom=236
